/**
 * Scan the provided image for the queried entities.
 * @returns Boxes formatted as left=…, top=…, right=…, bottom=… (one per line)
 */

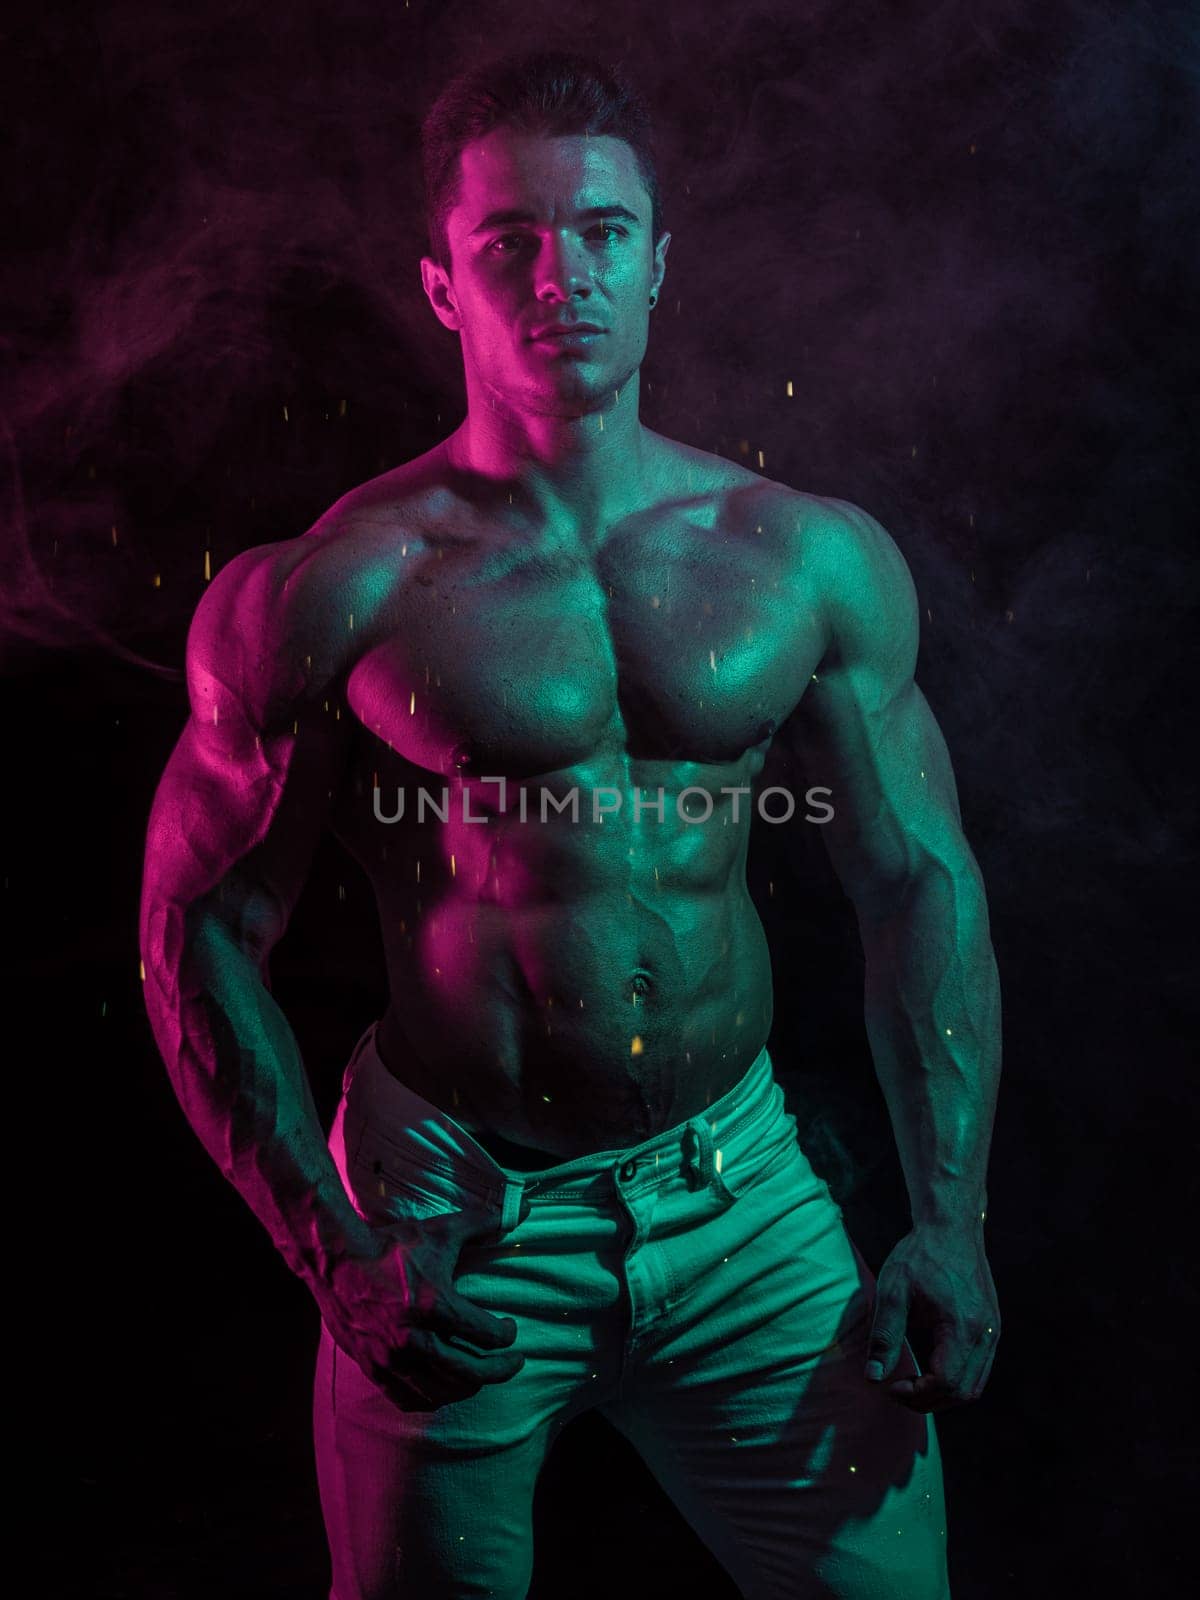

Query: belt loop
left=499, top=1177, right=526, bottom=1234
left=683, top=1121, right=709, bottom=1190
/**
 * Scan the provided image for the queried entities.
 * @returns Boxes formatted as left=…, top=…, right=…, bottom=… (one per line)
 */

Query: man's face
left=422, top=128, right=669, bottom=418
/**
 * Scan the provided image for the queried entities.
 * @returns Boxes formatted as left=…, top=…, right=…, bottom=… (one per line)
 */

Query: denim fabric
left=313, top=1023, right=951, bottom=1599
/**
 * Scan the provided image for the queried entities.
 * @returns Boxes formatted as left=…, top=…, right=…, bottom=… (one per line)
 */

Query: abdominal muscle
left=371, top=878, right=775, bottom=1167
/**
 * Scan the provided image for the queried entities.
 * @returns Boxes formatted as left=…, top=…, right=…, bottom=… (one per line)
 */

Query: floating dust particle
left=631, top=1036, right=644, bottom=1056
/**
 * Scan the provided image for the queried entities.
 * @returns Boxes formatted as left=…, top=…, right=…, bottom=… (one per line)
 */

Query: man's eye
left=487, top=225, right=626, bottom=254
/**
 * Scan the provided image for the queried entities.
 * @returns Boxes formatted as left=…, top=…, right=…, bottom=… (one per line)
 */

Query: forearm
left=141, top=902, right=384, bottom=1288
left=857, top=855, right=1002, bottom=1234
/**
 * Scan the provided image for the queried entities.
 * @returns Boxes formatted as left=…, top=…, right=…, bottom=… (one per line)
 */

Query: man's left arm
left=783, top=499, right=1002, bottom=1413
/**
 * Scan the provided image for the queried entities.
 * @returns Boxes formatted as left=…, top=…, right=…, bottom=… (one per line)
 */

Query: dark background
left=5, top=1, right=1197, bottom=1595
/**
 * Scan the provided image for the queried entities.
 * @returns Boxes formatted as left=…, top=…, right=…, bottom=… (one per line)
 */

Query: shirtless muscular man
left=140, top=49, right=1001, bottom=1600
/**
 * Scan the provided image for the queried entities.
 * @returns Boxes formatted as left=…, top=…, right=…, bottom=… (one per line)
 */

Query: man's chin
left=523, top=378, right=623, bottom=420
left=522, top=360, right=638, bottom=419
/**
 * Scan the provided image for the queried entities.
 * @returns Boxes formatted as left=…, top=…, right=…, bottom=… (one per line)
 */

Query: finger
left=865, top=1288, right=910, bottom=1382
left=362, top=1348, right=463, bottom=1413
left=398, top=1327, right=526, bottom=1390
left=383, top=1370, right=464, bottom=1413
left=966, top=1324, right=998, bottom=1401
left=420, top=1285, right=521, bottom=1350
left=925, top=1322, right=973, bottom=1396
left=887, top=1372, right=957, bottom=1412
left=971, top=1349, right=998, bottom=1402
left=888, top=1330, right=972, bottom=1412
left=933, top=1315, right=999, bottom=1405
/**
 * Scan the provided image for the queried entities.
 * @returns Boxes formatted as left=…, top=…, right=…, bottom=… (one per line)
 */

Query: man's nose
left=534, top=232, right=592, bottom=302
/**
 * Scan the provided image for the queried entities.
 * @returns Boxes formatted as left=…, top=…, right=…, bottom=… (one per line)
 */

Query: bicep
left=139, top=550, right=350, bottom=972
left=786, top=505, right=970, bottom=914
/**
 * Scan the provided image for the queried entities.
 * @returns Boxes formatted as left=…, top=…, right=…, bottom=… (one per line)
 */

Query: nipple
left=450, top=740, right=475, bottom=771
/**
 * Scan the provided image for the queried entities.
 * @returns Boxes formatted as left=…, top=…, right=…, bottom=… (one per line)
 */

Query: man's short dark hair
left=420, top=49, right=664, bottom=271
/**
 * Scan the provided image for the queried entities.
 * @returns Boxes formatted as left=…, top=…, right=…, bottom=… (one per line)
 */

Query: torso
left=284, top=432, right=830, bottom=1166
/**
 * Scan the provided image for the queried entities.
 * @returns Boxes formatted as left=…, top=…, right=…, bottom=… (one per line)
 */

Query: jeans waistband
left=340, top=1022, right=786, bottom=1225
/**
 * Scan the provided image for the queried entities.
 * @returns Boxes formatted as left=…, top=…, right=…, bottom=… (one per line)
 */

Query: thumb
left=865, top=1286, right=909, bottom=1382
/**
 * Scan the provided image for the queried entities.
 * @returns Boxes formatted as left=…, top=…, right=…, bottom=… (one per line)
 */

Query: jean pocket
left=350, top=1121, right=496, bottom=1227
left=713, top=1111, right=814, bottom=1201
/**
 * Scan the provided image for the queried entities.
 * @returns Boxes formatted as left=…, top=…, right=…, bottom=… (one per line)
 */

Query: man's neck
left=447, top=370, right=654, bottom=542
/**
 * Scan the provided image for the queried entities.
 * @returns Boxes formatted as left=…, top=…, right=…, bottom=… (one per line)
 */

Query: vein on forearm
left=856, top=850, right=1001, bottom=1229
left=144, top=903, right=381, bottom=1283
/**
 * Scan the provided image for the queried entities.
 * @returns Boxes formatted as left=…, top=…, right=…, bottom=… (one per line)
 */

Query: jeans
left=313, top=1023, right=951, bottom=1599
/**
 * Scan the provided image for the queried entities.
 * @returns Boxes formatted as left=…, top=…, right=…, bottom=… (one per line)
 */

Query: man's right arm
left=139, top=541, right=527, bottom=1411
left=137, top=544, right=384, bottom=1288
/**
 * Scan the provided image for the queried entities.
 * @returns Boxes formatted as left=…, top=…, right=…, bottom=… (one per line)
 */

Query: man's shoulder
left=648, top=433, right=831, bottom=537
left=701, top=472, right=918, bottom=660
left=188, top=457, right=445, bottom=709
left=749, top=482, right=914, bottom=605
left=766, top=491, right=919, bottom=667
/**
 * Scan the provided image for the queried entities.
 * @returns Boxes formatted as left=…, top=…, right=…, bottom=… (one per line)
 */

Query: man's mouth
left=530, top=323, right=606, bottom=344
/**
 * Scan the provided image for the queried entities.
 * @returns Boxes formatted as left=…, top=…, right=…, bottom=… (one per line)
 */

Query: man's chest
left=342, top=520, right=825, bottom=777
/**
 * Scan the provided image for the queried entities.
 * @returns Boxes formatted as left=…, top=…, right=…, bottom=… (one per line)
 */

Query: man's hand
left=864, top=1223, right=1000, bottom=1412
left=313, top=1201, right=531, bottom=1412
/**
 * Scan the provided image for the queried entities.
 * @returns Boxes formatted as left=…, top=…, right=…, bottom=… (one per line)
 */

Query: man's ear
left=651, top=231, right=672, bottom=304
left=420, top=256, right=462, bottom=332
